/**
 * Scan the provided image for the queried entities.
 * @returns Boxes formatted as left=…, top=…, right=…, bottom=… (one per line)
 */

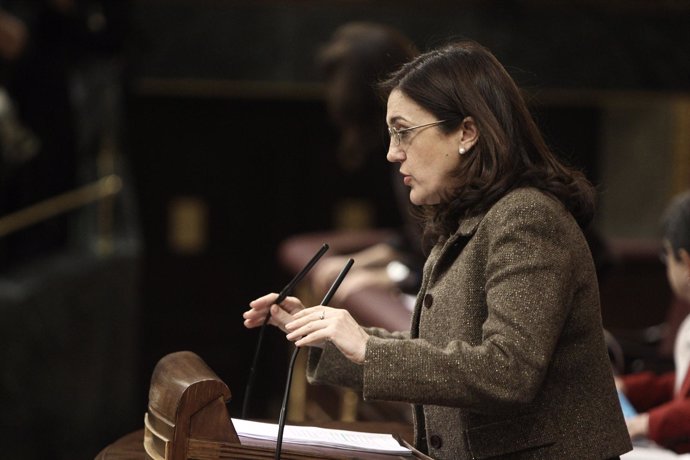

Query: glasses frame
left=388, top=119, right=449, bottom=146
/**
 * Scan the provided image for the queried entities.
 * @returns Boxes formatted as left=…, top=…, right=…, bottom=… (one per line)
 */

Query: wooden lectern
left=143, top=350, right=239, bottom=459
left=134, top=351, right=422, bottom=460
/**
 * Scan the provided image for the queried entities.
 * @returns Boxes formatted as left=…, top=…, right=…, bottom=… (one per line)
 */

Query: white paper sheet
left=232, top=418, right=412, bottom=455
left=622, top=441, right=690, bottom=459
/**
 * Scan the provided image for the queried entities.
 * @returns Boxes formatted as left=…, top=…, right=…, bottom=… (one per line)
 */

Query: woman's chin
left=410, top=192, right=440, bottom=206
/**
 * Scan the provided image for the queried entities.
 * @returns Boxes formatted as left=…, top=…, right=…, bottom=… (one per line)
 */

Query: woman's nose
left=386, top=143, right=404, bottom=163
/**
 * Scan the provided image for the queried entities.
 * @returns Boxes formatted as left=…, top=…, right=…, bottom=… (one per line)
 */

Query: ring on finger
left=319, top=311, right=325, bottom=320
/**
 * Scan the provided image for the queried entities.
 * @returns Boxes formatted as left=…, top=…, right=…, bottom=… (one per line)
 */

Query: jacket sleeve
left=306, top=327, right=410, bottom=391
left=362, top=195, right=583, bottom=410
left=621, top=371, right=676, bottom=412
left=647, top=398, right=690, bottom=452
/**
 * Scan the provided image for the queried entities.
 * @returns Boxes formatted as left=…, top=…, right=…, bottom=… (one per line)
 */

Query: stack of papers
left=232, top=418, right=412, bottom=456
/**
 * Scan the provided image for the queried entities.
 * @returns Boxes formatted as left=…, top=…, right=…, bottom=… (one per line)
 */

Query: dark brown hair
left=662, top=190, right=690, bottom=259
left=380, top=40, right=595, bottom=245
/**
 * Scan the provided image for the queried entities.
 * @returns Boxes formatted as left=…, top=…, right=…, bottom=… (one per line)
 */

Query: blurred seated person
left=280, top=23, right=421, bottom=317
left=616, top=190, right=690, bottom=453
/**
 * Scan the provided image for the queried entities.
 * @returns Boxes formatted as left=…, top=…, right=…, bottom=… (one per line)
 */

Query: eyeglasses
left=388, top=119, right=449, bottom=146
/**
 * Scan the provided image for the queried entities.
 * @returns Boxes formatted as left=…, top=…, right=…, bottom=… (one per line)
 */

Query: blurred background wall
left=1, top=0, right=689, bottom=458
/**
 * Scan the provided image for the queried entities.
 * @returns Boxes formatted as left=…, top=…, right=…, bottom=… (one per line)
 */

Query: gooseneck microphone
left=274, top=258, right=354, bottom=460
left=242, top=243, right=329, bottom=420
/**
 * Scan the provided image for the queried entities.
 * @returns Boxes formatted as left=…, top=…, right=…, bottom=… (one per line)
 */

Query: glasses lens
left=388, top=128, right=400, bottom=145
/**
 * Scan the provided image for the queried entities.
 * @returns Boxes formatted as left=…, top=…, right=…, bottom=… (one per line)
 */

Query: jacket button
left=423, top=293, right=433, bottom=308
left=429, top=434, right=443, bottom=449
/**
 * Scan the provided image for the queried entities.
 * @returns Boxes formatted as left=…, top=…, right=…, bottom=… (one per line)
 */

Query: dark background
left=1, top=1, right=689, bottom=458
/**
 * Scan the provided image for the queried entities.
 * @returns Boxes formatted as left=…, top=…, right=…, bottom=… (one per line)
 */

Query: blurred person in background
left=616, top=190, right=690, bottom=454
left=282, top=22, right=424, bottom=308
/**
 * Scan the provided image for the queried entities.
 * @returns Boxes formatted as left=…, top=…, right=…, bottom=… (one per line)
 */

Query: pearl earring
left=459, top=146, right=466, bottom=155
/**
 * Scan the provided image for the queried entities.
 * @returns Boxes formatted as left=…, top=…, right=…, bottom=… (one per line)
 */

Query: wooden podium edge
left=97, top=351, right=425, bottom=459
left=97, top=428, right=428, bottom=460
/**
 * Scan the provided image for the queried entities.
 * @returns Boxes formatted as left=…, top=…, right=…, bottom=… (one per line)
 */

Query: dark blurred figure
left=275, top=22, right=422, bottom=425
left=615, top=190, right=690, bottom=453
left=0, top=2, right=137, bottom=460
left=317, top=22, right=418, bottom=229
left=0, top=0, right=128, bottom=268
left=318, top=23, right=413, bottom=180
left=281, top=23, right=424, bottom=312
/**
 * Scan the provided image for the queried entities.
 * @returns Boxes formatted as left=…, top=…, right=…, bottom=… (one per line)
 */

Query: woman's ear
left=458, top=116, right=479, bottom=152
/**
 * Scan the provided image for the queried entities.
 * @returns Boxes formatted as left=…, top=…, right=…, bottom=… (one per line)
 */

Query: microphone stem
left=242, top=243, right=329, bottom=419
left=274, top=258, right=353, bottom=459
left=274, top=346, right=301, bottom=460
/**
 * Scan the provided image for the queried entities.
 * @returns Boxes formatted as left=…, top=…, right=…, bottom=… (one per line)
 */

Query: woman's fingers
left=243, top=293, right=278, bottom=328
left=286, top=307, right=326, bottom=331
left=285, top=307, right=368, bottom=363
left=285, top=317, right=326, bottom=341
left=243, top=293, right=305, bottom=329
left=268, top=304, right=296, bottom=333
left=285, top=307, right=330, bottom=347
left=281, top=296, right=306, bottom=314
left=248, top=292, right=279, bottom=314
left=294, top=328, right=330, bottom=348
left=290, top=306, right=323, bottom=321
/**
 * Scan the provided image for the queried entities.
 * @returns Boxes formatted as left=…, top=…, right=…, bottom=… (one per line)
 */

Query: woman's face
left=385, top=89, right=464, bottom=206
left=664, top=241, right=690, bottom=303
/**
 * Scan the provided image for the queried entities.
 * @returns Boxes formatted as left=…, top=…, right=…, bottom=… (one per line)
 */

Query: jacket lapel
left=410, top=213, right=485, bottom=339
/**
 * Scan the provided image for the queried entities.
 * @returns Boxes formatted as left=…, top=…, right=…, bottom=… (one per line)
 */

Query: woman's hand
left=626, top=412, right=650, bottom=439
left=243, top=293, right=305, bottom=333
left=285, top=306, right=369, bottom=364
left=614, top=376, right=625, bottom=393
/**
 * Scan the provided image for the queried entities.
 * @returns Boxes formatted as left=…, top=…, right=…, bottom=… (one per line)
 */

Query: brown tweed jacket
left=307, top=188, right=632, bottom=459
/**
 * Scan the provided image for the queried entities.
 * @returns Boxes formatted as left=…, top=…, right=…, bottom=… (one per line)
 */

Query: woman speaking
left=244, top=40, right=631, bottom=459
